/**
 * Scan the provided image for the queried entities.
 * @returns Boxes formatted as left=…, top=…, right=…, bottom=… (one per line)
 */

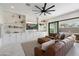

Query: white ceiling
left=0, top=3, right=79, bottom=22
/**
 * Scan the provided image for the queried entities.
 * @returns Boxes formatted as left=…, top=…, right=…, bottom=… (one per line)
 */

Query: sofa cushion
left=62, top=38, right=70, bottom=44
left=38, top=37, right=51, bottom=44
left=71, top=34, right=76, bottom=40
left=59, top=33, right=65, bottom=40
left=62, top=35, right=75, bottom=44
left=54, top=41, right=65, bottom=51
left=67, top=34, right=76, bottom=40
left=41, top=40, right=55, bottom=51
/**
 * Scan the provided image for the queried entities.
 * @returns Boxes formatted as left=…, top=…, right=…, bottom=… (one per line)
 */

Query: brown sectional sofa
left=34, top=35, right=75, bottom=56
left=38, top=33, right=65, bottom=44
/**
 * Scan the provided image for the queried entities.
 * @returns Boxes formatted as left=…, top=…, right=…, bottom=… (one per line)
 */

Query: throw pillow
left=41, top=40, right=55, bottom=51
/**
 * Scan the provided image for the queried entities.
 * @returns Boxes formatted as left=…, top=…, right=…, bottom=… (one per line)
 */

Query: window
left=49, top=22, right=59, bottom=34
left=59, top=18, right=79, bottom=34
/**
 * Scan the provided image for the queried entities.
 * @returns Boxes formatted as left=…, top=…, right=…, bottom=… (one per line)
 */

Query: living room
left=0, top=2, right=79, bottom=56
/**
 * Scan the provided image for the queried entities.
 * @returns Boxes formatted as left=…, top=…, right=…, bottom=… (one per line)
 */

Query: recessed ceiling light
left=11, top=6, right=15, bottom=9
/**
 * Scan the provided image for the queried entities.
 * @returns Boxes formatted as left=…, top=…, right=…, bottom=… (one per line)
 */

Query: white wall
left=0, top=10, right=48, bottom=46
left=0, top=8, right=4, bottom=46
left=0, top=9, right=3, bottom=24
left=49, top=9, right=79, bottom=22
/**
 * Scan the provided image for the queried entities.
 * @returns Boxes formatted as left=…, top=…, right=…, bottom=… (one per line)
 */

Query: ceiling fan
left=33, top=3, right=55, bottom=15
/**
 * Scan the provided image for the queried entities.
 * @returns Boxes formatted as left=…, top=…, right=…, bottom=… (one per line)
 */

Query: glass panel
left=49, top=22, right=58, bottom=34
left=59, top=18, right=79, bottom=34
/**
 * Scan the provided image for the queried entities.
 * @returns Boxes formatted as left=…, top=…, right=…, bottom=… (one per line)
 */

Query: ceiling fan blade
left=39, top=12, right=42, bottom=16
left=43, top=3, right=47, bottom=10
left=44, top=12, right=46, bottom=15
left=35, top=5, right=42, bottom=10
left=47, top=10, right=55, bottom=12
left=46, top=5, right=55, bottom=11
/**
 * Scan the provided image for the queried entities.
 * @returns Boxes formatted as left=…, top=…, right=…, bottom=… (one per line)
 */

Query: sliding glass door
left=48, top=21, right=59, bottom=34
